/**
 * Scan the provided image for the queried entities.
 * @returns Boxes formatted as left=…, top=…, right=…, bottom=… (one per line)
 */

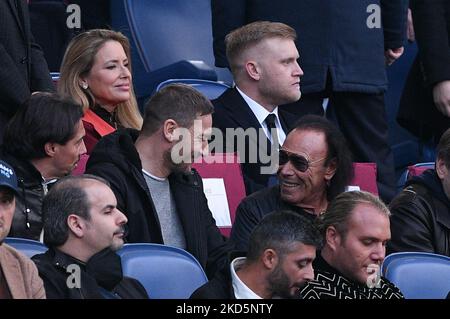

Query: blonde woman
left=58, top=29, right=142, bottom=153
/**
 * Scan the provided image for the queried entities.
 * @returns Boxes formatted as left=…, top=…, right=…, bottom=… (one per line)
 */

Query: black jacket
left=190, top=251, right=247, bottom=299
left=388, top=169, right=450, bottom=256
left=212, top=0, right=407, bottom=94
left=212, top=88, right=298, bottom=195
left=32, top=248, right=148, bottom=299
left=397, top=0, right=450, bottom=141
left=0, top=149, right=55, bottom=240
left=0, top=0, right=54, bottom=129
left=230, top=186, right=315, bottom=251
left=301, top=255, right=404, bottom=299
left=86, top=129, right=230, bottom=278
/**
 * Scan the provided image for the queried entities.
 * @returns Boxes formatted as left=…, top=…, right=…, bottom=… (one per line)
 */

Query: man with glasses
left=230, top=115, right=354, bottom=251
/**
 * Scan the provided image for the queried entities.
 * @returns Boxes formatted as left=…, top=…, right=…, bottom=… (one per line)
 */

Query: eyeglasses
left=278, top=149, right=327, bottom=172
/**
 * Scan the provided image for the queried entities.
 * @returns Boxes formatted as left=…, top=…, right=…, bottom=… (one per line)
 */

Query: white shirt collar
left=230, top=257, right=263, bottom=299
left=235, top=86, right=286, bottom=144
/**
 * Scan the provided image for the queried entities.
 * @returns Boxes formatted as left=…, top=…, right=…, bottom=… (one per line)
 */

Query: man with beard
left=301, top=191, right=404, bottom=299
left=0, top=93, right=86, bottom=240
left=230, top=115, right=354, bottom=251
left=191, top=210, right=322, bottom=299
left=32, top=175, right=148, bottom=299
left=86, top=84, right=229, bottom=278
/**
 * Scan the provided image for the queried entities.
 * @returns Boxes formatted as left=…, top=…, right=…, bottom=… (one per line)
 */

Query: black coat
left=0, top=0, right=54, bottom=127
left=397, top=0, right=450, bottom=141
left=33, top=248, right=148, bottom=299
left=212, top=0, right=407, bottom=94
left=388, top=170, right=450, bottom=257
left=0, top=148, right=54, bottom=240
left=230, top=186, right=315, bottom=252
left=212, top=88, right=298, bottom=194
left=86, top=129, right=230, bottom=278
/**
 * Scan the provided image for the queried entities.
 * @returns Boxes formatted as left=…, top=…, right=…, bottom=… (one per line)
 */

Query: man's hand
left=385, top=47, right=404, bottom=66
left=433, top=80, right=450, bottom=117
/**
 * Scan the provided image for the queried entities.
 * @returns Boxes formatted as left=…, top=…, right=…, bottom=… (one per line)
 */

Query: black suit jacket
left=0, top=0, right=54, bottom=128
left=212, top=88, right=298, bottom=195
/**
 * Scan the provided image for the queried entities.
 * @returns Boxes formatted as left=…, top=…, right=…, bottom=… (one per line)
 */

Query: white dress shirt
left=236, top=86, right=286, bottom=145
left=230, top=257, right=263, bottom=299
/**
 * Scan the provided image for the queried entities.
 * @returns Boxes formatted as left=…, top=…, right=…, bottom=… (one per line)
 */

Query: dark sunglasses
left=279, top=149, right=327, bottom=172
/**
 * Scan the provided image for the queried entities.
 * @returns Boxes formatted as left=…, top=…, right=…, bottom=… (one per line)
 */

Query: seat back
left=192, top=153, right=246, bottom=237
left=348, top=162, right=378, bottom=195
left=156, top=79, right=230, bottom=100
left=110, top=0, right=232, bottom=101
left=72, top=154, right=89, bottom=176
left=397, top=162, right=435, bottom=189
left=28, top=1, right=75, bottom=72
left=117, top=243, right=208, bottom=299
left=382, top=252, right=450, bottom=299
left=4, top=237, right=48, bottom=258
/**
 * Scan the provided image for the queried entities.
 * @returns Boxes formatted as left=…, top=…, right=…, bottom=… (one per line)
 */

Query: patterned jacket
left=301, top=255, right=404, bottom=299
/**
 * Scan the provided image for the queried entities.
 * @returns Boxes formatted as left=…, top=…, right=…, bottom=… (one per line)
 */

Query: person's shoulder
left=379, top=277, right=405, bottom=299
left=240, top=186, right=279, bottom=205
left=116, top=276, right=149, bottom=299
left=0, top=243, right=33, bottom=264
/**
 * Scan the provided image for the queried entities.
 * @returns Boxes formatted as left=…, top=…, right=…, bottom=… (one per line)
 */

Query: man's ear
left=44, top=142, right=57, bottom=158
left=436, top=158, right=448, bottom=180
left=162, top=119, right=178, bottom=143
left=67, top=214, right=85, bottom=238
left=324, top=158, right=337, bottom=182
left=325, top=226, right=340, bottom=251
left=245, top=61, right=261, bottom=81
left=261, top=248, right=279, bottom=270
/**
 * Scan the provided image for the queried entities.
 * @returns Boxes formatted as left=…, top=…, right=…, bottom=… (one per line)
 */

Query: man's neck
left=296, top=191, right=328, bottom=216
left=135, top=135, right=170, bottom=178
left=29, top=158, right=56, bottom=181
left=237, top=263, right=271, bottom=299
left=236, top=84, right=276, bottom=113
left=57, top=242, right=92, bottom=264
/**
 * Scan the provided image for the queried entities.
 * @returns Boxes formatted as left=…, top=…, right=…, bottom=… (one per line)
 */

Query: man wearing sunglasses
left=230, top=115, right=354, bottom=251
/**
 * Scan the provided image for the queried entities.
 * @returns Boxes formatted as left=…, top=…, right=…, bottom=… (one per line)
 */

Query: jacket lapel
left=217, top=88, right=263, bottom=131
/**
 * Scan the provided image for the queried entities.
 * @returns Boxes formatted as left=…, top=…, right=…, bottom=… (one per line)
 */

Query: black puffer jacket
left=86, top=129, right=230, bottom=278
left=0, top=149, right=54, bottom=240
left=388, top=169, right=450, bottom=256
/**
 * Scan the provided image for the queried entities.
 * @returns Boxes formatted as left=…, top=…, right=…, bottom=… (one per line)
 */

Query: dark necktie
left=264, top=114, right=279, bottom=155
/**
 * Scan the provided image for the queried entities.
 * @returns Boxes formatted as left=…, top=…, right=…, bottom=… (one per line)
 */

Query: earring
left=81, top=82, right=88, bottom=90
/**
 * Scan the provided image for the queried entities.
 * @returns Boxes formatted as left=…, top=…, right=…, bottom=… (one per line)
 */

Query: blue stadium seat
left=110, top=0, right=232, bottom=106
left=382, top=252, right=450, bottom=299
left=156, top=79, right=230, bottom=100
left=117, top=243, right=208, bottom=299
left=4, top=237, right=48, bottom=258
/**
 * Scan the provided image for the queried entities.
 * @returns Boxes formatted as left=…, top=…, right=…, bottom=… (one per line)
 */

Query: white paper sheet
left=201, top=178, right=232, bottom=227
left=345, top=185, right=361, bottom=192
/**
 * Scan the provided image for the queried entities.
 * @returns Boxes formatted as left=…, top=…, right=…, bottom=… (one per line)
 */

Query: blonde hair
left=58, top=29, right=142, bottom=129
left=225, top=21, right=297, bottom=78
